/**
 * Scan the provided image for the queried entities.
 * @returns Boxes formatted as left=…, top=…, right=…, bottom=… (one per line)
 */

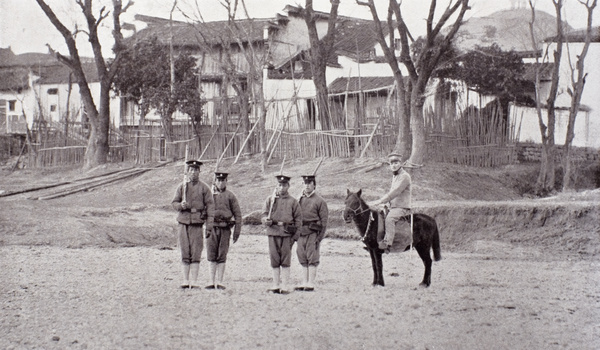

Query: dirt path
left=1, top=236, right=598, bottom=350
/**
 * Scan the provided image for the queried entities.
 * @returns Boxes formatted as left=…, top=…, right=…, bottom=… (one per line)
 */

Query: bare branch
left=96, top=6, right=110, bottom=28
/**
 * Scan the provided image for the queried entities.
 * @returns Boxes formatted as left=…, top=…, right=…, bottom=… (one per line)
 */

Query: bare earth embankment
left=0, top=157, right=599, bottom=349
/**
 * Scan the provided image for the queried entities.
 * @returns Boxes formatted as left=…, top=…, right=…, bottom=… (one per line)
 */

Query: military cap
left=301, top=175, right=316, bottom=184
left=276, top=175, right=291, bottom=184
left=186, top=160, right=203, bottom=168
left=214, top=172, right=229, bottom=180
left=387, top=152, right=403, bottom=162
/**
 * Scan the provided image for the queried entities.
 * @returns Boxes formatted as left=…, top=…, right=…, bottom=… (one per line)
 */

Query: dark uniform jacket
left=172, top=180, right=215, bottom=229
left=212, top=187, right=242, bottom=237
left=262, top=193, right=302, bottom=237
left=297, top=191, right=328, bottom=240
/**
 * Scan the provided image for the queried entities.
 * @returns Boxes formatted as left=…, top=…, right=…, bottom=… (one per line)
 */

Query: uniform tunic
left=296, top=190, right=329, bottom=266
left=262, top=193, right=302, bottom=268
left=172, top=180, right=215, bottom=264
left=380, top=168, right=412, bottom=248
left=206, top=186, right=242, bottom=263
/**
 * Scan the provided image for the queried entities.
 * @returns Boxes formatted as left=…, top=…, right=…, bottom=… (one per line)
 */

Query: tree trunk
left=84, top=84, right=110, bottom=168
left=537, top=145, right=556, bottom=195
left=408, top=80, right=427, bottom=164
left=304, top=0, right=339, bottom=131
left=313, top=68, right=332, bottom=130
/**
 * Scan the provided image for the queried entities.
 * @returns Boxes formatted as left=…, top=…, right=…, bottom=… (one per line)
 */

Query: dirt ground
left=1, top=157, right=599, bottom=349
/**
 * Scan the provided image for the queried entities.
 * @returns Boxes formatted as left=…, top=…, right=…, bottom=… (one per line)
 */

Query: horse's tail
left=432, top=223, right=442, bottom=261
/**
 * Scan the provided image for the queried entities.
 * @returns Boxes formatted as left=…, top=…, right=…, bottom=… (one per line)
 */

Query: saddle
left=376, top=208, right=413, bottom=252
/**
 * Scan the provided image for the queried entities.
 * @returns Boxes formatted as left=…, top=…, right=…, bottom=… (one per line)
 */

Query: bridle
left=344, top=195, right=370, bottom=219
left=345, top=195, right=375, bottom=243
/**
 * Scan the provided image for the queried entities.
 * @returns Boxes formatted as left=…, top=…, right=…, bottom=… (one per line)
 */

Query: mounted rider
left=368, top=152, right=412, bottom=252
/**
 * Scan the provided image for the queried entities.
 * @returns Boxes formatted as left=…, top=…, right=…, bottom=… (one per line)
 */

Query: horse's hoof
left=419, top=282, right=430, bottom=288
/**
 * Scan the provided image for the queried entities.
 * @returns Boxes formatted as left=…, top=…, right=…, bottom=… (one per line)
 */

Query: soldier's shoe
left=190, top=280, right=200, bottom=289
left=180, top=280, right=190, bottom=289
left=279, top=288, right=291, bottom=295
left=216, top=285, right=226, bottom=290
left=303, top=287, right=315, bottom=292
left=205, top=284, right=216, bottom=290
left=267, top=286, right=280, bottom=293
left=378, top=240, right=389, bottom=250
left=294, top=286, right=305, bottom=291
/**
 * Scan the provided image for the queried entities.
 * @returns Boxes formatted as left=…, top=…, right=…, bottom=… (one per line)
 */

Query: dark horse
left=343, top=189, right=441, bottom=287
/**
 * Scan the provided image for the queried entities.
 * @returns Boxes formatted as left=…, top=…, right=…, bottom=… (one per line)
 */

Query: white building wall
left=512, top=42, right=600, bottom=148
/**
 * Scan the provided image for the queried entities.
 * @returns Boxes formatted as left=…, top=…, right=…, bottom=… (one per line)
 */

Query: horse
left=343, top=189, right=442, bottom=287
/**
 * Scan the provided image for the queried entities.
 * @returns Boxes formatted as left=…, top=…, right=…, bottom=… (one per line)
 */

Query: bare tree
left=562, top=0, right=597, bottom=190
left=528, top=0, right=561, bottom=194
left=359, top=0, right=470, bottom=164
left=34, top=0, right=131, bottom=169
left=356, top=0, right=411, bottom=155
left=184, top=0, right=272, bottom=170
left=303, top=0, right=340, bottom=130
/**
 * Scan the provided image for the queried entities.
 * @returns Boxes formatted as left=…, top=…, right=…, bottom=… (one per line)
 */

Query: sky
left=0, top=0, right=595, bottom=57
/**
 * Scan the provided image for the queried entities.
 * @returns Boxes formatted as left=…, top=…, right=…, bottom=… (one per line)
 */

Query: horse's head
left=343, top=189, right=366, bottom=223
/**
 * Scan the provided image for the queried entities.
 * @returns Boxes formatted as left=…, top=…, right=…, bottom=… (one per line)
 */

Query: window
left=47, top=88, right=58, bottom=95
left=8, top=100, right=16, bottom=112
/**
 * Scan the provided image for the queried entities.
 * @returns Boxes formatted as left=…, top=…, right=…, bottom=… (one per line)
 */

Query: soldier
left=172, top=160, right=215, bottom=289
left=369, top=152, right=412, bottom=251
left=295, top=175, right=328, bottom=292
left=206, top=172, right=242, bottom=290
left=261, top=175, right=302, bottom=294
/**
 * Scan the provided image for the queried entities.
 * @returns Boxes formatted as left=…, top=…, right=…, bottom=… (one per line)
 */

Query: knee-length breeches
left=296, top=233, right=320, bottom=266
left=206, top=227, right=231, bottom=263
left=268, top=236, right=292, bottom=268
left=178, top=223, right=204, bottom=264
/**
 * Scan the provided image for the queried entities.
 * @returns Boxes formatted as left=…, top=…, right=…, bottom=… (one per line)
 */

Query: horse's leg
left=375, top=249, right=385, bottom=286
left=368, top=248, right=378, bottom=285
left=415, top=243, right=433, bottom=287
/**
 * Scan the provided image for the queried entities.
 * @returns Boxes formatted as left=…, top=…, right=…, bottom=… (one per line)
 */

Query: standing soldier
left=172, top=160, right=215, bottom=289
left=295, top=174, right=328, bottom=292
left=206, top=172, right=242, bottom=290
left=261, top=175, right=302, bottom=294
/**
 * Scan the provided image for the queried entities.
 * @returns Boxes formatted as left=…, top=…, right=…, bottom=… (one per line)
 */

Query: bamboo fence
left=22, top=92, right=522, bottom=168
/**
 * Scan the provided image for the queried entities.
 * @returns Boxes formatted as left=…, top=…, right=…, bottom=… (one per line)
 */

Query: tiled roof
left=332, top=19, right=389, bottom=58
left=0, top=47, right=18, bottom=66
left=132, top=15, right=276, bottom=48
left=35, top=62, right=99, bottom=84
left=0, top=68, right=29, bottom=91
left=523, top=62, right=554, bottom=82
left=545, top=26, right=600, bottom=43
left=329, top=76, right=398, bottom=95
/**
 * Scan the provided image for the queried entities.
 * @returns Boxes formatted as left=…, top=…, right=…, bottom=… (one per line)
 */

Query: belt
left=302, top=220, right=317, bottom=226
left=271, top=221, right=288, bottom=226
left=183, top=208, right=202, bottom=213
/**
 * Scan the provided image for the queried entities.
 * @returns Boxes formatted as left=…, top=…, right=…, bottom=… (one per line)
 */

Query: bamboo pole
left=199, top=123, right=221, bottom=160
left=312, top=156, right=324, bottom=176
left=359, top=113, right=383, bottom=158
left=233, top=120, right=260, bottom=164
left=217, top=123, right=242, bottom=165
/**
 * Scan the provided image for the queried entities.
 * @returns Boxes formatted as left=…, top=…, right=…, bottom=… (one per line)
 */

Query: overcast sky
left=0, top=0, right=594, bottom=56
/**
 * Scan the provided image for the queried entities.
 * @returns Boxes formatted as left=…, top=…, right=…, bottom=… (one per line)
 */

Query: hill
left=455, top=9, right=573, bottom=52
